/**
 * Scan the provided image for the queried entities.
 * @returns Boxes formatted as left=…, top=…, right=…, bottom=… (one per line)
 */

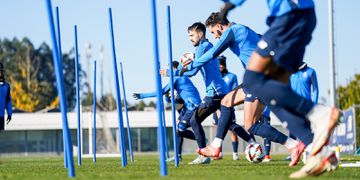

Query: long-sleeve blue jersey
left=290, top=66, right=318, bottom=103
left=0, top=82, right=12, bottom=117
left=171, top=39, right=229, bottom=97
left=187, top=23, right=259, bottom=71
left=138, top=76, right=201, bottom=111
left=223, top=0, right=314, bottom=17
left=222, top=71, right=238, bottom=90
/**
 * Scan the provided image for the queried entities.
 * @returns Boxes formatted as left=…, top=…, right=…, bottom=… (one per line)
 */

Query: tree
left=99, top=93, right=116, bottom=111
left=136, top=100, right=146, bottom=111
left=0, top=37, right=85, bottom=112
left=337, top=74, right=360, bottom=147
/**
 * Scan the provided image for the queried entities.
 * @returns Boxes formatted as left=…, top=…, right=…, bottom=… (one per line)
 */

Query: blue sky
left=0, top=0, right=359, bottom=106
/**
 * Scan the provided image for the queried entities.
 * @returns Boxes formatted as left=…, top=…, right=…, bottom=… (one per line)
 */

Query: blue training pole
left=55, top=6, right=68, bottom=169
left=93, top=60, right=97, bottom=163
left=74, top=25, right=82, bottom=166
left=150, top=0, right=167, bottom=176
left=166, top=5, right=179, bottom=167
left=119, top=62, right=134, bottom=162
left=45, top=1, right=75, bottom=177
left=108, top=8, right=127, bottom=167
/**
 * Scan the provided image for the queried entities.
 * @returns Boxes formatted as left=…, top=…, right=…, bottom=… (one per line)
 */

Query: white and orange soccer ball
left=245, top=142, right=266, bottom=163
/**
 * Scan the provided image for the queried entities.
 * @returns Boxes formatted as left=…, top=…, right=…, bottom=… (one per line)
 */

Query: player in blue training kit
left=182, top=13, right=303, bottom=167
left=212, top=55, right=253, bottom=160
left=0, top=63, right=12, bottom=132
left=218, top=0, right=341, bottom=177
left=134, top=61, right=210, bottom=164
left=161, top=22, right=254, bottom=163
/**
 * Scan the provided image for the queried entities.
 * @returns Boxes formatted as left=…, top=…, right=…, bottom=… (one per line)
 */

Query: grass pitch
left=0, top=154, right=360, bottom=179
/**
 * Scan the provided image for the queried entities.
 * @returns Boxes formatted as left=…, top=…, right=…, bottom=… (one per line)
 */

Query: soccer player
left=0, top=62, right=12, bottom=132
left=134, top=61, right=210, bottom=164
left=161, top=22, right=255, bottom=164
left=182, top=13, right=305, bottom=167
left=218, top=0, right=341, bottom=177
left=212, top=55, right=242, bottom=160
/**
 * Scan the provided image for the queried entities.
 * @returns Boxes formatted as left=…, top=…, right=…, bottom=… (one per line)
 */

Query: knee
left=221, top=96, right=232, bottom=107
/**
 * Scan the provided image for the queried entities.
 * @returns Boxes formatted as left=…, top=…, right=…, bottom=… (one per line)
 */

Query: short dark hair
left=188, top=22, right=206, bottom=35
left=205, top=12, right=229, bottom=27
left=218, top=55, right=227, bottom=67
left=172, top=61, right=179, bottom=69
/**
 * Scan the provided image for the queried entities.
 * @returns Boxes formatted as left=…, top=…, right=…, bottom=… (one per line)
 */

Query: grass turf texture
left=0, top=154, right=360, bottom=179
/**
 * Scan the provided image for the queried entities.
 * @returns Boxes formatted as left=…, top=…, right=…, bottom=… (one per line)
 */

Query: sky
left=0, top=0, right=359, bottom=106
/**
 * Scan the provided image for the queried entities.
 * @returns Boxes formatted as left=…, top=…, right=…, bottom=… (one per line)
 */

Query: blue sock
left=232, top=141, right=238, bottom=153
left=190, top=112, right=207, bottom=148
left=243, top=70, right=314, bottom=117
left=215, top=106, right=233, bottom=139
left=177, top=132, right=184, bottom=155
left=248, top=121, right=287, bottom=144
left=261, top=116, right=271, bottom=156
left=264, top=138, right=271, bottom=156
left=289, top=133, right=297, bottom=140
left=270, top=106, right=313, bottom=146
left=182, top=130, right=196, bottom=140
left=229, top=122, right=252, bottom=142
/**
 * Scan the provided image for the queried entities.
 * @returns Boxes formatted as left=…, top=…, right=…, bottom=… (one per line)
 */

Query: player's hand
left=6, top=115, right=11, bottom=125
left=133, top=93, right=141, bottom=100
left=180, top=67, right=188, bottom=76
left=181, top=58, right=192, bottom=67
left=183, top=52, right=194, bottom=60
left=160, top=69, right=167, bottom=77
left=219, top=2, right=236, bottom=21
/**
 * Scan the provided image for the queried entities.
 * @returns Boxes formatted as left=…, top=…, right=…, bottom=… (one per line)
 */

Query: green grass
left=0, top=154, right=360, bottom=179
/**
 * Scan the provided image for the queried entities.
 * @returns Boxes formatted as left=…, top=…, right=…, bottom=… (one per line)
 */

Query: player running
left=134, top=61, right=210, bottom=164
left=181, top=13, right=305, bottom=167
left=218, top=0, right=341, bottom=177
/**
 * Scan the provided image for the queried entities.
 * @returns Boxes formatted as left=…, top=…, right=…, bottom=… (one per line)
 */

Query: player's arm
left=219, top=0, right=246, bottom=20
left=185, top=30, right=235, bottom=71
left=5, top=85, right=12, bottom=124
left=310, top=69, right=319, bottom=103
left=133, top=83, right=171, bottom=100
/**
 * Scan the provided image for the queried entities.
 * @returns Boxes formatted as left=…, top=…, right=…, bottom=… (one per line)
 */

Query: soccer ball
left=245, top=143, right=265, bottom=163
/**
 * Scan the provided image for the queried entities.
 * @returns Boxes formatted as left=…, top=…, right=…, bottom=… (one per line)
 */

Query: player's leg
left=243, top=8, right=339, bottom=177
left=220, top=85, right=245, bottom=108
left=0, top=117, right=4, bottom=132
left=229, top=131, right=239, bottom=160
left=261, top=115, right=272, bottom=162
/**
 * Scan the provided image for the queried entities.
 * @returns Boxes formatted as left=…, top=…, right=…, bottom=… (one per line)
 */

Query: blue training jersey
left=171, top=39, right=229, bottom=97
left=187, top=23, right=259, bottom=70
left=223, top=0, right=314, bottom=17
left=0, top=82, right=12, bottom=117
left=222, top=71, right=238, bottom=90
left=290, top=66, right=319, bottom=103
left=138, top=76, right=201, bottom=111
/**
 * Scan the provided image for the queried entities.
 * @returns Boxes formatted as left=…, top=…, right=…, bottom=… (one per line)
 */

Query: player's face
left=219, top=64, right=225, bottom=73
left=208, top=24, right=223, bottom=39
left=188, top=30, right=201, bottom=47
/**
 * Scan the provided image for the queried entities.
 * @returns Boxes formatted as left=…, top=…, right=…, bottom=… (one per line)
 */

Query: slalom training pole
left=150, top=0, right=167, bottom=176
left=119, top=62, right=134, bottom=162
left=45, top=0, right=75, bottom=177
left=108, top=8, right=127, bottom=167
left=166, top=5, right=179, bottom=167
left=55, top=6, right=68, bottom=169
left=74, top=25, right=82, bottom=166
left=93, top=60, right=97, bottom=163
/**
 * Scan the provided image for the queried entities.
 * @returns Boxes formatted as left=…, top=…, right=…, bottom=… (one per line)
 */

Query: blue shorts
left=237, top=84, right=257, bottom=102
left=255, top=8, right=316, bottom=72
left=178, top=107, right=195, bottom=132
